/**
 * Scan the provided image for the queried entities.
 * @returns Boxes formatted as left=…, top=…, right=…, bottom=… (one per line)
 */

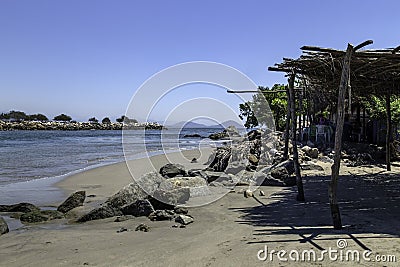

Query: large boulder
left=120, top=199, right=154, bottom=217
left=175, top=214, right=194, bottom=225
left=0, top=216, right=9, bottom=235
left=57, top=191, right=86, bottom=213
left=152, top=188, right=190, bottom=206
left=225, top=125, right=240, bottom=137
left=20, top=210, right=64, bottom=223
left=302, top=146, right=319, bottom=159
left=168, top=176, right=207, bottom=188
left=0, top=203, right=40, bottom=213
left=148, top=210, right=175, bottom=221
left=159, top=163, right=186, bottom=178
left=207, top=147, right=231, bottom=172
left=78, top=172, right=168, bottom=222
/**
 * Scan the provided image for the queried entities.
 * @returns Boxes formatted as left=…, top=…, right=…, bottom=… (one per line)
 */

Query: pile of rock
left=0, top=120, right=163, bottom=131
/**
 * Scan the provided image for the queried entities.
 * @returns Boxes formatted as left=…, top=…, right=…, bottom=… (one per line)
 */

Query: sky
left=0, top=0, right=399, bottom=124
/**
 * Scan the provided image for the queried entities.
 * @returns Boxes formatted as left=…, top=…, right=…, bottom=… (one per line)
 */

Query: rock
left=248, top=154, right=259, bottom=165
left=207, top=147, right=231, bottom=171
left=152, top=188, right=190, bottom=206
left=225, top=125, right=241, bottom=137
left=224, top=163, right=247, bottom=175
left=78, top=205, right=123, bottom=222
left=148, top=210, right=175, bottom=221
left=117, top=227, right=128, bottom=233
left=159, top=163, right=186, bottom=178
left=259, top=190, right=265, bottom=196
left=202, top=171, right=223, bottom=183
left=174, top=206, right=188, bottom=214
left=270, top=167, right=289, bottom=181
left=20, top=210, right=64, bottom=223
left=135, top=223, right=150, bottom=232
left=191, top=158, right=198, bottom=163
left=246, top=129, right=262, bottom=141
left=183, top=134, right=202, bottom=138
left=57, top=191, right=86, bottom=213
left=0, top=203, right=40, bottom=213
left=244, top=190, right=253, bottom=198
left=0, top=216, right=9, bottom=235
left=120, top=199, right=154, bottom=217
left=175, top=215, right=194, bottom=225
left=273, top=160, right=295, bottom=175
left=208, top=132, right=228, bottom=140
left=189, top=186, right=212, bottom=197
left=302, top=146, right=319, bottom=159
left=168, top=176, right=207, bottom=188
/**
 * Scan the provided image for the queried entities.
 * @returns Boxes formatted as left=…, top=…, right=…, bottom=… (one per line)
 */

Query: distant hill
left=168, top=121, right=210, bottom=129
left=168, top=120, right=245, bottom=130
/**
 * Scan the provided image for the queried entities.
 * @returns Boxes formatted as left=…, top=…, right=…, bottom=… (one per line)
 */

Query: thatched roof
left=268, top=40, right=400, bottom=102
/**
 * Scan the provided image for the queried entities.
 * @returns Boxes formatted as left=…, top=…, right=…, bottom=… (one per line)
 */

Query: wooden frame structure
left=269, top=40, right=400, bottom=229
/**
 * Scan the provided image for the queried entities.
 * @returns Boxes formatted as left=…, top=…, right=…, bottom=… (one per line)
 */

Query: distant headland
left=0, top=110, right=163, bottom=131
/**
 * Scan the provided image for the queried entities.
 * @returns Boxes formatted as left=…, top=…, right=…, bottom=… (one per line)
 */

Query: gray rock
left=175, top=214, right=194, bottom=225
left=0, top=216, right=9, bottom=235
left=302, top=146, right=319, bottom=159
left=57, top=191, right=86, bottom=213
left=148, top=210, right=175, bottom=221
left=135, top=223, right=150, bottom=232
left=153, top=188, right=190, bottom=206
left=159, top=163, right=186, bottom=178
left=0, top=203, right=40, bottom=213
left=20, top=210, right=64, bottom=223
left=120, top=199, right=154, bottom=217
left=207, top=147, right=231, bottom=171
left=78, top=205, right=123, bottom=222
left=224, top=163, right=247, bottom=175
left=174, top=206, right=188, bottom=214
left=168, top=176, right=207, bottom=188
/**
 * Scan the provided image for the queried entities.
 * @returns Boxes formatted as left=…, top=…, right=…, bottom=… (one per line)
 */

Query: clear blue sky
left=0, top=0, right=398, bottom=123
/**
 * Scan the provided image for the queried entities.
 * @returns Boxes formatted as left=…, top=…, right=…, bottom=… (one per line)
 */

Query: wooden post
left=386, top=91, right=392, bottom=171
left=283, top=87, right=291, bottom=160
left=288, top=73, right=305, bottom=201
left=330, top=44, right=354, bottom=230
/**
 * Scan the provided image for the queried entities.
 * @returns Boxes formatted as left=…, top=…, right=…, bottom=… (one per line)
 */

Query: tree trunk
left=283, top=88, right=291, bottom=160
left=288, top=73, right=305, bottom=201
left=386, top=91, right=392, bottom=171
left=330, top=43, right=354, bottom=230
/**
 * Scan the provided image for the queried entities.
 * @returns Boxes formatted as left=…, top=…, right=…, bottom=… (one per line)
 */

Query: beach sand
left=0, top=149, right=399, bottom=266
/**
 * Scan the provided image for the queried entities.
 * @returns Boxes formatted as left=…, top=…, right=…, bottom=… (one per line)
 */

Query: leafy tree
left=88, top=117, right=99, bottom=123
left=0, top=110, right=28, bottom=121
left=116, top=115, right=138, bottom=124
left=361, top=95, right=400, bottom=124
left=28, top=113, right=48, bottom=121
left=102, top=117, right=111, bottom=124
left=54, top=114, right=72, bottom=122
left=239, top=84, right=287, bottom=130
left=116, top=115, right=126, bottom=123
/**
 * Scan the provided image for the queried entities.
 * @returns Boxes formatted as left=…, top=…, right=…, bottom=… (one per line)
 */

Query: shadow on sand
left=230, top=171, right=400, bottom=251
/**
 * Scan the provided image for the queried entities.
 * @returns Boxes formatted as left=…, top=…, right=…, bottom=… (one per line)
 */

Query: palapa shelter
left=268, top=40, right=400, bottom=229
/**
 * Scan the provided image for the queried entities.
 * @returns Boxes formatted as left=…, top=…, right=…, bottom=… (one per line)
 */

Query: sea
left=0, top=128, right=224, bottom=205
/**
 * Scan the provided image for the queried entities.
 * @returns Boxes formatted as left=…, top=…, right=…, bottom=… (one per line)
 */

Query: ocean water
left=0, top=128, right=223, bottom=186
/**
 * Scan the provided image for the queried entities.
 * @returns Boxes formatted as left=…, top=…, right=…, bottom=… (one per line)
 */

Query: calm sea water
left=0, top=128, right=221, bottom=186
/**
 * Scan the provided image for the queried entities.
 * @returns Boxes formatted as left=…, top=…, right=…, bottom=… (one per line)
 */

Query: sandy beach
left=0, top=146, right=399, bottom=266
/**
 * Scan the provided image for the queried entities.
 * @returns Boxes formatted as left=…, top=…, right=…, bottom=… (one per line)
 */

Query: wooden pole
left=386, top=91, right=392, bottom=171
left=288, top=73, right=305, bottom=201
left=283, top=87, right=291, bottom=160
left=330, top=43, right=354, bottom=230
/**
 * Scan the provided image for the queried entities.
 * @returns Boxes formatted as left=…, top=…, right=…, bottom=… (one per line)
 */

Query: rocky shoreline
left=0, top=120, right=163, bottom=131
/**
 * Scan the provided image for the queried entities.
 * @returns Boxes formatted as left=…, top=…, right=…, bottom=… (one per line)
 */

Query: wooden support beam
left=330, top=44, right=355, bottom=230
left=283, top=87, right=290, bottom=160
left=288, top=73, right=305, bottom=201
left=386, top=91, right=392, bottom=171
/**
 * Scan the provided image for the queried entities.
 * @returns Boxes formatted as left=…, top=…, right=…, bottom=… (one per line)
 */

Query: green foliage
left=116, top=115, right=138, bottom=124
left=239, top=84, right=287, bottom=130
left=88, top=117, right=99, bottom=123
left=361, top=95, right=400, bottom=123
left=53, top=114, right=72, bottom=122
left=101, top=117, right=111, bottom=124
left=28, top=113, right=48, bottom=121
